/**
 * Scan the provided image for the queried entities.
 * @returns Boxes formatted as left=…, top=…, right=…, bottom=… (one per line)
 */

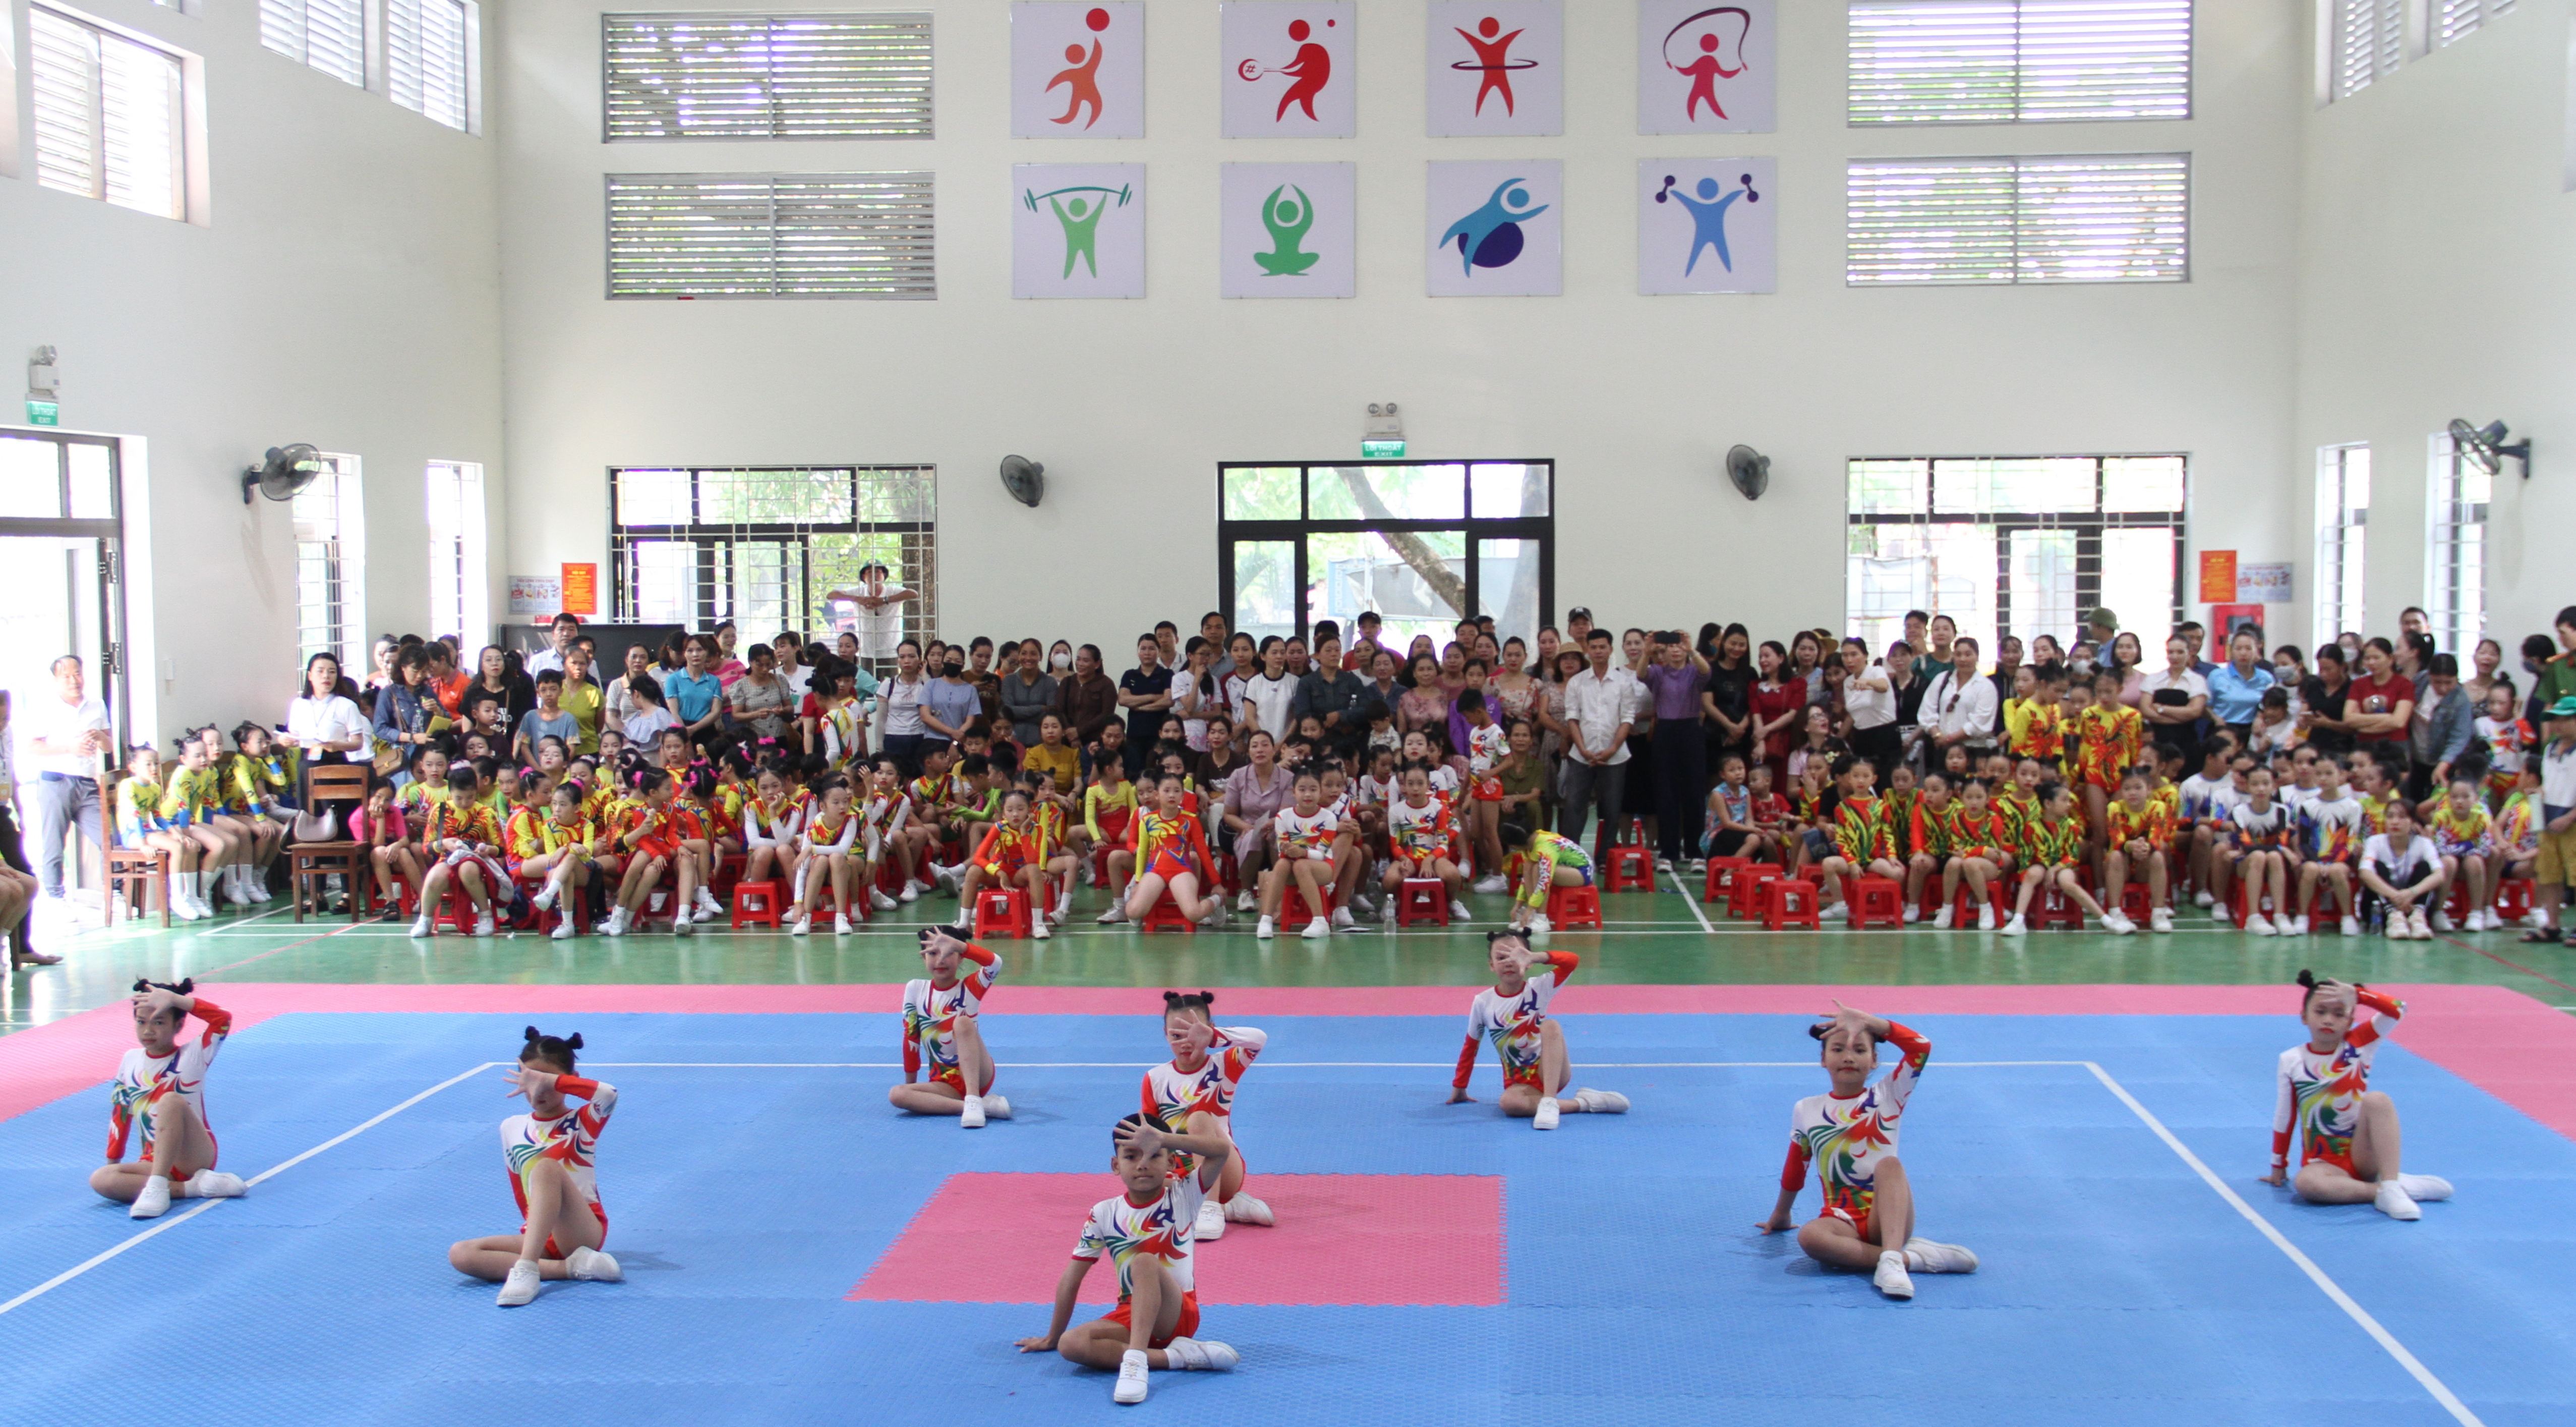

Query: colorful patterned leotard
left=1073, top=1161, right=1211, bottom=1305
left=1780, top=1021, right=1931, bottom=1240
left=901, top=942, right=1001, bottom=1093
left=1452, top=951, right=1578, bottom=1090
left=501, top=1074, right=617, bottom=1243
left=106, top=998, right=232, bottom=1165
left=1143, top=1024, right=1268, bottom=1177
left=2271, top=988, right=2404, bottom=1176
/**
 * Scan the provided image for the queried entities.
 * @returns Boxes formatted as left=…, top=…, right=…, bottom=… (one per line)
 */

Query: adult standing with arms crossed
left=1639, top=632, right=1708, bottom=875
left=25, top=654, right=109, bottom=918
left=1558, top=629, right=1640, bottom=849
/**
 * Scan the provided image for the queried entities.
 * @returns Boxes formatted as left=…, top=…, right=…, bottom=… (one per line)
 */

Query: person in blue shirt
left=2206, top=629, right=2279, bottom=743
left=663, top=636, right=727, bottom=750
left=514, top=671, right=581, bottom=766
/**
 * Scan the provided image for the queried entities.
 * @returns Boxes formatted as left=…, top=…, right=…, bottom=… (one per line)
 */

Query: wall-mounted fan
left=2448, top=419, right=2530, bottom=478
left=240, top=444, right=328, bottom=505
left=999, top=454, right=1045, bottom=508
left=1725, top=444, right=1770, bottom=501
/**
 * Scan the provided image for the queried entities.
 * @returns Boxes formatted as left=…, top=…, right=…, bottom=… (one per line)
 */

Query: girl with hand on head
left=449, top=1028, right=621, bottom=1306
left=1446, top=930, right=1625, bottom=1129
left=2262, top=973, right=2452, bottom=1220
left=93, top=979, right=246, bottom=1218
left=892, top=926, right=1009, bottom=1126
left=1144, top=991, right=1273, bottom=1240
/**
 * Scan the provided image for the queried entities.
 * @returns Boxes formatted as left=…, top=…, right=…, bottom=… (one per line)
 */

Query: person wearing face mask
left=1000, top=639, right=1060, bottom=747
left=921, top=649, right=982, bottom=763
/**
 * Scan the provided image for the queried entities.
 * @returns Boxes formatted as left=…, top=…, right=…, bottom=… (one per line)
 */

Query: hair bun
left=564, top=1033, right=584, bottom=1051
left=523, top=1025, right=543, bottom=1042
left=2294, top=969, right=2317, bottom=989
left=1805, top=1022, right=1831, bottom=1041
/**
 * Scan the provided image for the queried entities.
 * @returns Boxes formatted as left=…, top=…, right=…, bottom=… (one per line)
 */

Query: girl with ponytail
left=92, top=978, right=245, bottom=1218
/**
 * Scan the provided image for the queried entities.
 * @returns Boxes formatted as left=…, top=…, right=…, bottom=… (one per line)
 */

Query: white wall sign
left=1427, top=160, right=1561, bottom=297
left=1636, top=0, right=1775, bottom=135
left=1425, top=0, right=1562, bottom=137
left=1221, top=2, right=1357, bottom=139
left=2239, top=562, right=2293, bottom=603
left=1011, top=4, right=1146, bottom=139
left=1220, top=162, right=1357, bottom=298
left=1637, top=157, right=1774, bottom=294
left=1013, top=164, right=1146, bottom=299
left=507, top=575, right=561, bottom=617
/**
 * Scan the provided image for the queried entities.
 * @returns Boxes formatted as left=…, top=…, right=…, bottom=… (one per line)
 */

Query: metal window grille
left=2436, top=0, right=2514, bottom=47
left=259, top=0, right=367, bottom=87
left=603, top=11, right=933, bottom=141
left=31, top=6, right=186, bottom=220
left=2424, top=436, right=2488, bottom=657
left=293, top=454, right=364, bottom=666
left=609, top=466, right=935, bottom=651
left=1845, top=454, right=2187, bottom=657
left=2329, top=0, right=2405, bottom=100
left=2315, top=443, right=2369, bottom=649
left=1846, top=153, right=2188, bottom=285
left=1848, top=1, right=2192, bottom=126
left=605, top=172, right=936, bottom=299
left=389, top=0, right=473, bottom=131
left=426, top=461, right=487, bottom=644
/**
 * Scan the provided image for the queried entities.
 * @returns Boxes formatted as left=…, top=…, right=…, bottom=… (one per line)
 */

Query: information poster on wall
left=507, top=575, right=561, bottom=617
left=1013, top=163, right=1147, bottom=298
left=1222, top=2, right=1358, bottom=139
left=1220, top=162, right=1357, bottom=298
left=2196, top=549, right=2237, bottom=605
left=2237, top=562, right=2292, bottom=604
left=561, top=563, right=599, bottom=617
left=1426, top=159, right=1562, bottom=297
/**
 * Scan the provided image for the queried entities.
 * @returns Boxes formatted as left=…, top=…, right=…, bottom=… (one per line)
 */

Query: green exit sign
left=24, top=399, right=58, bottom=427
left=1360, top=438, right=1406, bottom=459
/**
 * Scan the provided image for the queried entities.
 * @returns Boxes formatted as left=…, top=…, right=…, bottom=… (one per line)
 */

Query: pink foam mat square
left=845, top=1171, right=1505, bottom=1307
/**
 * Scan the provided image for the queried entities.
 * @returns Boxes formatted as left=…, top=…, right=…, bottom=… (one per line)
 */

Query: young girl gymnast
left=1015, top=1116, right=1243, bottom=1405
left=513, top=783, right=602, bottom=942
left=2103, top=767, right=2177, bottom=933
left=94, top=979, right=246, bottom=1218
left=951, top=788, right=1053, bottom=940
left=1383, top=761, right=1469, bottom=924
left=1498, top=822, right=1594, bottom=937
left=1758, top=1002, right=1978, bottom=1299
left=892, top=926, right=1011, bottom=1127
left=1119, top=774, right=1219, bottom=926
left=1255, top=766, right=1338, bottom=940
left=1143, top=991, right=1273, bottom=1240
left=790, top=773, right=863, bottom=936
left=448, top=1027, right=622, bottom=1305
left=1445, top=931, right=1627, bottom=1129
left=410, top=765, right=512, bottom=939
left=2001, top=781, right=2129, bottom=936
left=2261, top=973, right=2453, bottom=1220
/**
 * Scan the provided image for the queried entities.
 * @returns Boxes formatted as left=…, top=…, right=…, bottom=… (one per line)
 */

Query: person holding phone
left=1639, top=631, right=1710, bottom=875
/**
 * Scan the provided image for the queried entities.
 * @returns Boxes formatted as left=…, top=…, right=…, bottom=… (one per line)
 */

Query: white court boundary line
left=0, top=1061, right=497, bottom=1320
left=0, top=1055, right=2485, bottom=1422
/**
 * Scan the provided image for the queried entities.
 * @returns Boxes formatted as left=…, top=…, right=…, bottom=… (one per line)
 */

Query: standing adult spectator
left=472, top=645, right=536, bottom=727
left=1988, top=636, right=2026, bottom=708
left=24, top=654, right=109, bottom=908
left=1342, top=610, right=1388, bottom=673
left=2531, top=608, right=2576, bottom=719
left=664, top=635, right=728, bottom=753
left=921, top=647, right=981, bottom=763
left=1200, top=611, right=1238, bottom=684
left=773, top=632, right=814, bottom=704
left=2346, top=638, right=2418, bottom=754
left=965, top=637, right=1004, bottom=721
left=1558, top=629, right=1640, bottom=847
left=1237, top=639, right=1298, bottom=744
left=999, top=639, right=1060, bottom=747
left=1747, top=641, right=1803, bottom=789
left=1886, top=642, right=1929, bottom=771
left=1640, top=632, right=1709, bottom=872
left=1051, top=643, right=1120, bottom=748
left=373, top=647, right=436, bottom=760
left=1923, top=636, right=2000, bottom=765
left=2177, top=621, right=2219, bottom=678
left=726, top=644, right=796, bottom=750
left=1117, top=635, right=1176, bottom=774
left=556, top=644, right=604, bottom=755
left=2300, top=644, right=2357, bottom=759
left=1844, top=639, right=1899, bottom=768
left=2083, top=607, right=2120, bottom=655
left=605, top=643, right=658, bottom=735
left=0, top=691, right=57, bottom=964
left=2408, top=653, right=2475, bottom=801
left=1922, top=616, right=1960, bottom=683
left=2205, top=630, right=2277, bottom=748
left=525, top=612, right=581, bottom=677
left=879, top=639, right=932, bottom=774
left=2139, top=636, right=2211, bottom=764
left=823, top=563, right=917, bottom=666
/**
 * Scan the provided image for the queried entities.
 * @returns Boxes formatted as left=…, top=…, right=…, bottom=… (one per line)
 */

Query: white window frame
left=2323, top=0, right=2411, bottom=103
left=601, top=11, right=936, bottom=142
left=258, top=0, right=368, bottom=88
left=29, top=4, right=207, bottom=224
left=426, top=460, right=487, bottom=645
left=292, top=453, right=367, bottom=666
left=1847, top=152, right=2191, bottom=286
left=1848, top=0, right=2195, bottom=127
left=2423, top=433, right=2488, bottom=658
left=2436, top=0, right=2516, bottom=48
left=386, top=0, right=480, bottom=133
left=2315, top=443, right=2369, bottom=650
left=605, top=172, right=937, bottom=300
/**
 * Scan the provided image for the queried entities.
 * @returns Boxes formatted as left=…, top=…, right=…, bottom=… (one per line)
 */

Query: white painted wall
left=2295, top=0, right=2573, bottom=649
left=497, top=0, right=2305, bottom=647
left=0, top=0, right=502, bottom=739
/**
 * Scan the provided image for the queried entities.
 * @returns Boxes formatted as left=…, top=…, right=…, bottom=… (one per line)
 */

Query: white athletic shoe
left=2150, top=909, right=2174, bottom=934
left=1195, top=1197, right=1227, bottom=1240
left=2214, top=903, right=2235, bottom=925
left=551, top=918, right=577, bottom=942
left=2101, top=911, right=2136, bottom=936
left=1571, top=1088, right=1630, bottom=1114
left=899, top=881, right=921, bottom=903
left=532, top=883, right=559, bottom=912
left=1331, top=906, right=1355, bottom=930
left=250, top=876, right=276, bottom=903
left=2409, top=907, right=2433, bottom=940
left=2373, top=1180, right=2422, bottom=1221
left=789, top=914, right=811, bottom=937
left=604, top=908, right=630, bottom=938
left=2246, top=914, right=2277, bottom=937
left=1933, top=906, right=1955, bottom=930
left=1449, top=899, right=1474, bottom=923
left=1221, top=1194, right=1274, bottom=1226
left=1096, top=905, right=1128, bottom=925
left=474, top=912, right=497, bottom=938
left=2341, top=916, right=2361, bottom=937
left=1236, top=890, right=1257, bottom=912
left=981, top=1095, right=1013, bottom=1120
left=1163, top=1337, right=1240, bottom=1372
left=1999, top=914, right=2027, bottom=937
left=1821, top=902, right=1848, bottom=923
left=1114, top=1349, right=1150, bottom=1404
left=1532, top=1096, right=1561, bottom=1130
left=1903, top=1238, right=1980, bottom=1274
left=566, top=1245, right=623, bottom=1281
left=1874, top=1249, right=1916, bottom=1298
left=409, top=915, right=433, bottom=939
left=2284, top=915, right=2308, bottom=936
left=960, top=1095, right=986, bottom=1129
left=1902, top=904, right=1921, bottom=924
left=1303, top=917, right=1330, bottom=940
left=2385, top=916, right=2407, bottom=941
left=870, top=888, right=898, bottom=912
left=2396, top=1173, right=2452, bottom=1202
left=2194, top=889, right=2215, bottom=908
left=184, top=1170, right=246, bottom=1199
left=1473, top=874, right=1508, bottom=895
left=1255, top=916, right=1276, bottom=940
left=833, top=914, right=853, bottom=937
left=128, top=1177, right=172, bottom=1219
left=2429, top=909, right=2454, bottom=933
left=497, top=1260, right=542, bottom=1306
left=1031, top=917, right=1051, bottom=940
left=1976, top=906, right=1997, bottom=932
left=672, top=907, right=693, bottom=936
left=1526, top=914, right=1553, bottom=938
left=695, top=888, right=723, bottom=918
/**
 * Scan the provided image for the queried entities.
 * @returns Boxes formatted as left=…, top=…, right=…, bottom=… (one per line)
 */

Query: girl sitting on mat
left=892, top=926, right=1011, bottom=1127
left=2260, top=972, right=2453, bottom=1220
left=95, top=979, right=246, bottom=1218
left=1144, top=991, right=1274, bottom=1240
left=1445, top=931, right=1627, bottom=1130
left=1015, top=1116, right=1242, bottom=1405
left=449, top=1027, right=621, bottom=1306
left=1759, top=1002, right=1978, bottom=1299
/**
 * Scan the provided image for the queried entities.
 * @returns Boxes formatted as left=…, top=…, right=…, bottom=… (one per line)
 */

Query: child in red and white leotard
left=1759, top=1003, right=1977, bottom=1300
left=412, top=765, right=513, bottom=940
left=1383, top=762, right=1470, bottom=922
left=2261, top=972, right=2453, bottom=1219
left=791, top=774, right=865, bottom=936
left=1143, top=991, right=1273, bottom=1240
left=1118, top=774, right=1218, bottom=925
left=951, top=789, right=1054, bottom=941
left=448, top=1027, right=622, bottom=1306
left=1446, top=932, right=1627, bottom=1129
left=1257, top=767, right=1339, bottom=940
left=891, top=927, right=1010, bottom=1126
left=93, top=978, right=247, bottom=1218
left=602, top=768, right=697, bottom=938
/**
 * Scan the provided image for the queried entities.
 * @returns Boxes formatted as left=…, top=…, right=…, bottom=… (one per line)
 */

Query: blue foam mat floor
left=0, top=1009, right=2568, bottom=1425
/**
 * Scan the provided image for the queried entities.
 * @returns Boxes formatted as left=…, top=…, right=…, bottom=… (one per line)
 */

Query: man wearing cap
left=1565, top=606, right=1595, bottom=649
left=2085, top=607, right=2120, bottom=652
left=824, top=564, right=918, bottom=663
left=525, top=611, right=581, bottom=677
left=2526, top=695, right=2576, bottom=944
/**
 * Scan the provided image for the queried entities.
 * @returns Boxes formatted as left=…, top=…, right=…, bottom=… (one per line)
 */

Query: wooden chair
left=96, top=771, right=171, bottom=929
left=290, top=763, right=373, bottom=924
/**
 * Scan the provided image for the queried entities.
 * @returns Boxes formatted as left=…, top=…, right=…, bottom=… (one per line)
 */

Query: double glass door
left=1, top=432, right=127, bottom=754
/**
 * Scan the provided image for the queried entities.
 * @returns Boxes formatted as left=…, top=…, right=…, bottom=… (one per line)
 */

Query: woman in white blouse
left=283, top=653, right=371, bottom=765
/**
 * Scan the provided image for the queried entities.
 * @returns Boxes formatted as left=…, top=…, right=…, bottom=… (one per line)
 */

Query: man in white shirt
left=1558, top=628, right=1641, bottom=846
left=24, top=654, right=110, bottom=902
left=1923, top=636, right=1999, bottom=763
left=524, top=612, right=580, bottom=677
left=824, top=563, right=917, bottom=663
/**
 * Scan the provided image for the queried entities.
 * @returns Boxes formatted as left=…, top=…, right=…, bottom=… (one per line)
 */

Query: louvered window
left=2436, top=0, right=2515, bottom=46
left=293, top=454, right=367, bottom=667
left=389, top=0, right=473, bottom=131
left=2316, top=444, right=2369, bottom=649
left=2329, top=0, right=2405, bottom=99
left=260, top=0, right=366, bottom=87
left=1850, top=1, right=2191, bottom=125
left=603, top=12, right=933, bottom=141
left=427, top=461, right=488, bottom=644
left=1847, top=152, right=2188, bottom=284
left=2425, top=435, right=2489, bottom=656
left=606, top=173, right=935, bottom=299
left=31, top=6, right=186, bottom=220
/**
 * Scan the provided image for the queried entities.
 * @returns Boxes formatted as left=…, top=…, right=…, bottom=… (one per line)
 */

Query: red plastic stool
left=1950, top=879, right=2004, bottom=928
left=1280, top=877, right=1339, bottom=923
left=1601, top=844, right=1652, bottom=893
left=522, top=875, right=592, bottom=937
left=2030, top=881, right=2087, bottom=931
left=731, top=880, right=786, bottom=930
left=2496, top=877, right=2536, bottom=923
left=1730, top=864, right=1784, bottom=920
left=1140, top=891, right=1195, bottom=935
left=1844, top=876, right=1904, bottom=930
left=1546, top=883, right=1604, bottom=930
left=1763, top=876, right=1823, bottom=930
left=973, top=886, right=1033, bottom=939
left=1916, top=877, right=1947, bottom=922
left=1704, top=857, right=1751, bottom=904
left=2232, top=878, right=2280, bottom=925
left=1395, top=878, right=1450, bottom=927
left=2119, top=882, right=2155, bottom=924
